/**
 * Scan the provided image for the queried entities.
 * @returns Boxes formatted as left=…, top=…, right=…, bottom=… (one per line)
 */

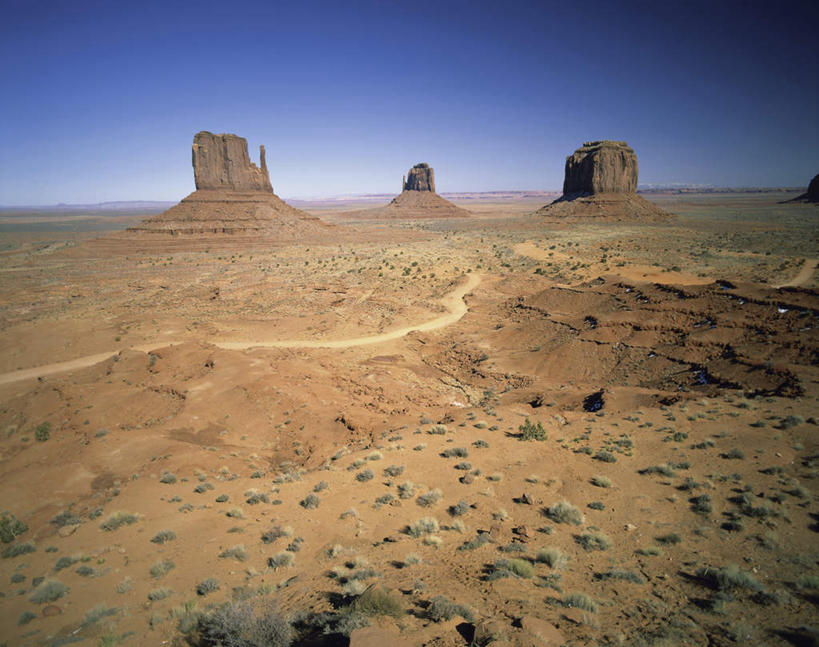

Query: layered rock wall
left=562, top=141, right=638, bottom=197
left=192, top=131, right=273, bottom=192
left=403, top=163, right=435, bottom=192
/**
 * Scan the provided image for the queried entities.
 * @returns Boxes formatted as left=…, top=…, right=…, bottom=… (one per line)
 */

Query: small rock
left=519, top=615, right=564, bottom=645
left=489, top=522, right=505, bottom=542
left=624, top=523, right=637, bottom=532
left=460, top=473, right=475, bottom=485
left=513, top=525, right=533, bottom=539
left=520, top=492, right=534, bottom=505
left=58, top=524, right=80, bottom=537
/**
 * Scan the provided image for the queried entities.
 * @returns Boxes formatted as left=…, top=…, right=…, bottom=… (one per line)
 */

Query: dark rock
left=562, top=140, right=638, bottom=197
left=403, top=162, right=435, bottom=192
left=791, top=173, right=819, bottom=202
left=192, top=131, right=273, bottom=192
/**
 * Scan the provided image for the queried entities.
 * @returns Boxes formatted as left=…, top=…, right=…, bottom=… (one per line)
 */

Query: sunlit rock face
left=192, top=131, right=272, bottom=193
left=562, top=140, right=638, bottom=198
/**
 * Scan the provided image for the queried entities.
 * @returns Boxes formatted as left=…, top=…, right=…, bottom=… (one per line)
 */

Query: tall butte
left=127, top=131, right=330, bottom=239
left=344, top=162, right=470, bottom=219
left=536, top=141, right=672, bottom=221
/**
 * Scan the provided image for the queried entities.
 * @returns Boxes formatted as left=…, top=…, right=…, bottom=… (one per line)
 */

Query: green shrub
left=416, top=489, right=443, bottom=507
left=520, top=418, right=547, bottom=441
left=535, top=547, right=567, bottom=569
left=35, top=422, right=52, bottom=442
left=148, top=587, right=174, bottom=601
left=352, top=586, right=404, bottom=618
left=219, top=545, right=248, bottom=562
left=197, top=578, right=220, bottom=596
left=300, top=494, right=320, bottom=509
left=0, top=512, right=28, bottom=543
left=574, top=532, right=612, bottom=551
left=151, top=529, right=177, bottom=544
left=2, top=540, right=35, bottom=558
left=426, top=595, right=475, bottom=622
left=159, top=471, right=177, bottom=484
left=150, top=560, right=175, bottom=578
left=100, top=511, right=139, bottom=531
left=562, top=592, right=597, bottom=612
left=356, top=469, right=374, bottom=482
left=696, top=564, right=763, bottom=592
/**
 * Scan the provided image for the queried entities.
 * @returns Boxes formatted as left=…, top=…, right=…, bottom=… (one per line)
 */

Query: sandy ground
left=0, top=192, right=817, bottom=647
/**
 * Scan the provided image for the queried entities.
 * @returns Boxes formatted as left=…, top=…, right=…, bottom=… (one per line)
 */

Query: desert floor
left=0, top=191, right=817, bottom=646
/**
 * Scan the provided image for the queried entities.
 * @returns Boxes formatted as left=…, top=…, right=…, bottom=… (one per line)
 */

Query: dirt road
left=0, top=274, right=482, bottom=386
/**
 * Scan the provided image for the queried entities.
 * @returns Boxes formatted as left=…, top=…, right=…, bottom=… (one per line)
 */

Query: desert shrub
left=194, top=482, right=215, bottom=493
left=227, top=507, right=245, bottom=519
left=300, top=494, right=320, bottom=509
left=116, top=577, right=133, bottom=593
left=722, top=448, right=746, bottom=460
left=404, top=553, right=421, bottom=566
left=216, top=494, right=229, bottom=503
left=639, top=464, right=676, bottom=477
left=499, top=542, right=527, bottom=553
left=594, top=570, right=643, bottom=584
left=151, top=529, right=177, bottom=544
left=489, top=558, right=534, bottom=580
left=2, top=540, right=35, bottom=558
left=691, top=494, right=713, bottom=515
left=458, top=533, right=490, bottom=551
left=35, top=422, right=52, bottom=442
left=575, top=532, right=612, bottom=551
left=441, top=447, right=469, bottom=458
left=245, top=490, right=269, bottom=505
left=797, top=575, right=819, bottom=590
left=356, top=469, right=374, bottom=482
left=0, top=512, right=28, bottom=543
left=18, top=610, right=36, bottom=626
left=636, top=546, right=663, bottom=556
left=159, top=471, right=177, bottom=484
left=375, top=493, right=394, bottom=506
left=535, top=547, right=567, bottom=569
left=696, top=564, right=763, bottom=592
left=198, top=598, right=293, bottom=647
left=656, top=532, right=682, bottom=545
left=588, top=501, right=605, bottom=510
left=520, top=418, right=547, bottom=441
left=426, top=595, right=475, bottom=622
left=423, top=535, right=442, bottom=547
left=30, top=579, right=69, bottom=603
left=383, top=465, right=404, bottom=477
left=397, top=481, right=416, bottom=499
left=197, top=578, right=220, bottom=596
left=100, top=511, right=139, bottom=531
left=268, top=552, right=294, bottom=569
left=454, top=461, right=472, bottom=471
left=591, top=475, right=611, bottom=488
left=448, top=500, right=470, bottom=517
left=365, top=451, right=383, bottom=461
left=352, top=586, right=404, bottom=618
left=219, top=545, right=248, bottom=562
left=428, top=425, right=448, bottom=435
left=261, top=525, right=291, bottom=544
left=545, top=500, right=584, bottom=525
left=11, top=572, right=25, bottom=583
left=148, top=587, right=174, bottom=601
left=85, top=603, right=118, bottom=624
left=150, top=559, right=175, bottom=578
left=416, top=489, right=443, bottom=507
left=407, top=517, right=439, bottom=537
left=562, top=592, right=597, bottom=612
left=473, top=439, right=490, bottom=448
left=313, top=480, right=329, bottom=492
left=76, top=565, right=96, bottom=577
left=594, top=450, right=617, bottom=463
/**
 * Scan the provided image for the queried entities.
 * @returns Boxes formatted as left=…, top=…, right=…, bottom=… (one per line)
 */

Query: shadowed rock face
left=806, top=174, right=819, bottom=202
left=403, top=163, right=435, bottom=192
left=562, top=141, right=638, bottom=197
left=192, top=131, right=272, bottom=192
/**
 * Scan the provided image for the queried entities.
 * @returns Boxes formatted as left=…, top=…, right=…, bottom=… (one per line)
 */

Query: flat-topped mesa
left=562, top=140, right=638, bottom=198
left=192, top=131, right=273, bottom=192
left=403, top=163, right=435, bottom=192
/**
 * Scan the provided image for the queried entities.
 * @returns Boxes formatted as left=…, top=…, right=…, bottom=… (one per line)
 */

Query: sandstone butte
left=343, top=162, right=471, bottom=219
left=536, top=140, right=673, bottom=222
left=125, top=131, right=331, bottom=238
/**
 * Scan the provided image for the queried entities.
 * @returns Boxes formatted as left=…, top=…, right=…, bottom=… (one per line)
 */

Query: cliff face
left=806, top=174, right=819, bottom=202
left=192, top=131, right=273, bottom=192
left=403, top=163, right=435, bottom=192
left=562, top=141, right=638, bottom=197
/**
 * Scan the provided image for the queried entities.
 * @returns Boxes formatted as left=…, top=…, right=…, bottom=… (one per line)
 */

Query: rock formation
left=192, top=131, right=272, bottom=192
left=562, top=141, right=638, bottom=197
left=790, top=173, right=819, bottom=202
left=403, top=162, right=435, bottom=192
left=536, top=140, right=672, bottom=222
left=342, top=162, right=469, bottom=219
left=123, top=131, right=334, bottom=243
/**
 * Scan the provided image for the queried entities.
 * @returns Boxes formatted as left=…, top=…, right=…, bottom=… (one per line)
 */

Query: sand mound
left=535, top=192, right=674, bottom=222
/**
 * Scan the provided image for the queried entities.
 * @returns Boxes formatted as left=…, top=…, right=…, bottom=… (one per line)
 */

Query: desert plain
left=0, top=187, right=817, bottom=646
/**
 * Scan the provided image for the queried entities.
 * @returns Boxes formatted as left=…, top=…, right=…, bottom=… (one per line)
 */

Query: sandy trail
left=0, top=274, right=482, bottom=386
left=774, top=258, right=817, bottom=288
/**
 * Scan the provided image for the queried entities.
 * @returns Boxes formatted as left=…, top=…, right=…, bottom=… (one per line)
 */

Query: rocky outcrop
left=403, top=163, right=435, bottom=192
left=791, top=173, right=819, bottom=202
left=192, top=131, right=273, bottom=192
left=562, top=140, right=638, bottom=198
left=536, top=140, right=672, bottom=221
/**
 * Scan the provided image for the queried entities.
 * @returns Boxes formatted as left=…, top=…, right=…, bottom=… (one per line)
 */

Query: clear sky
left=0, top=0, right=817, bottom=204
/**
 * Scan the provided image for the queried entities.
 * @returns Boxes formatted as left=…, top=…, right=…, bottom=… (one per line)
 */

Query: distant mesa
left=343, top=162, right=470, bottom=219
left=789, top=173, right=819, bottom=203
left=536, top=140, right=673, bottom=222
left=125, top=131, right=332, bottom=239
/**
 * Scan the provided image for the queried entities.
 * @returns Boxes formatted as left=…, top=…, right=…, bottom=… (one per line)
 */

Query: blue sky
left=0, top=0, right=817, bottom=203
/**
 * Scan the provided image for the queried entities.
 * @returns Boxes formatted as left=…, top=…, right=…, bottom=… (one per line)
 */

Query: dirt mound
left=535, top=192, right=674, bottom=222
left=343, top=190, right=471, bottom=220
